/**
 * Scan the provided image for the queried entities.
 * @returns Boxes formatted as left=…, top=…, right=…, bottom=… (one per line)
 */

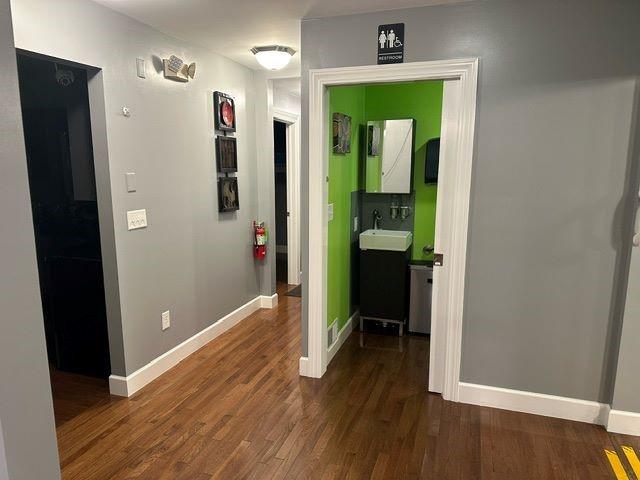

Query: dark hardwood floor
left=49, top=366, right=110, bottom=427
left=50, top=283, right=640, bottom=479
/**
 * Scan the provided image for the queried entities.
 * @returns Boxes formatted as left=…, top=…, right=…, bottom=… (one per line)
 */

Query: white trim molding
left=109, top=295, right=268, bottom=397
left=459, top=382, right=610, bottom=426
left=304, top=58, right=479, bottom=404
left=260, top=293, right=278, bottom=309
left=327, top=311, right=358, bottom=365
left=299, top=356, right=312, bottom=377
left=607, top=410, right=640, bottom=436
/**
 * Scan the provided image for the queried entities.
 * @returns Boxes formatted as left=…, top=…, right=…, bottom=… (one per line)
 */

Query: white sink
left=359, top=229, right=413, bottom=252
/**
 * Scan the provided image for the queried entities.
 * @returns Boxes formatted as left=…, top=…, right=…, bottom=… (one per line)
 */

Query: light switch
left=125, top=172, right=137, bottom=192
left=328, top=203, right=334, bottom=221
left=127, top=209, right=147, bottom=230
left=136, top=58, right=146, bottom=78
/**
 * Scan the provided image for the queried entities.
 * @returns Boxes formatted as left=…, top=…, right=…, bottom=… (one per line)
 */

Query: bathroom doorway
left=324, top=80, right=442, bottom=375
left=303, top=59, right=478, bottom=404
left=16, top=52, right=113, bottom=425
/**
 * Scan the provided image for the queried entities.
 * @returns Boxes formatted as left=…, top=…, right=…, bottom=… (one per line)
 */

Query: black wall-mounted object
left=213, top=91, right=236, bottom=132
left=218, top=176, right=240, bottom=212
left=377, top=23, right=405, bottom=65
left=425, top=137, right=440, bottom=184
left=215, top=135, right=238, bottom=173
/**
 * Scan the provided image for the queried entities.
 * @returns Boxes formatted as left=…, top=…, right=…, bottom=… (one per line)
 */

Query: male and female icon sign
left=379, top=29, right=403, bottom=49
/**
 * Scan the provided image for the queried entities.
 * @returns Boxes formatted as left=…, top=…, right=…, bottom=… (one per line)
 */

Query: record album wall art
left=214, top=91, right=236, bottom=132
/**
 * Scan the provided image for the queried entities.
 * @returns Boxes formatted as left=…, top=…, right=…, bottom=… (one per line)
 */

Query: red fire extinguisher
left=253, top=221, right=267, bottom=260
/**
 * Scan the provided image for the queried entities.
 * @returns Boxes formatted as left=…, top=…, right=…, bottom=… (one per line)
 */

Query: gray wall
left=12, top=0, right=261, bottom=375
left=301, top=0, right=640, bottom=403
left=254, top=72, right=277, bottom=296
left=0, top=0, right=61, bottom=477
left=611, top=86, right=640, bottom=413
left=613, top=243, right=640, bottom=412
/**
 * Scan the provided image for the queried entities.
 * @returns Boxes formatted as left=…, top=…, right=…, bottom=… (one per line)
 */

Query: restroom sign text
left=377, top=23, right=405, bottom=64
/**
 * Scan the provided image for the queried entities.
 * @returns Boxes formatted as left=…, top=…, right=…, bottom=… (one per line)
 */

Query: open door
left=429, top=78, right=460, bottom=393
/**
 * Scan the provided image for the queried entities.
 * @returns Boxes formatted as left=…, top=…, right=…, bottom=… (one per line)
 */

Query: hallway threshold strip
left=606, top=446, right=640, bottom=480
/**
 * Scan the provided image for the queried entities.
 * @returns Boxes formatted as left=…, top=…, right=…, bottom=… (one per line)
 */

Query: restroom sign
left=377, top=23, right=405, bottom=64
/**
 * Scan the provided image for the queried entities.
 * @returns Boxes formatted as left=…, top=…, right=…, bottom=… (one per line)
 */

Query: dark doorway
left=17, top=53, right=110, bottom=383
left=274, top=120, right=288, bottom=283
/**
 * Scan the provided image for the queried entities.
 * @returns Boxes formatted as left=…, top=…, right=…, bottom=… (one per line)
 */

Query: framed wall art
left=214, top=91, right=236, bottom=132
left=215, top=136, right=238, bottom=173
left=332, top=112, right=351, bottom=154
left=218, top=176, right=240, bottom=212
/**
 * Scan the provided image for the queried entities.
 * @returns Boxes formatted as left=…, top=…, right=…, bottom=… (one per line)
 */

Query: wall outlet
left=162, top=310, right=171, bottom=331
left=327, top=203, right=334, bottom=221
left=127, top=209, right=147, bottom=230
left=353, top=216, right=358, bottom=232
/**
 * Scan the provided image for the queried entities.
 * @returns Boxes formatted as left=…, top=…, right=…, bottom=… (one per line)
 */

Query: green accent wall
left=327, top=86, right=365, bottom=328
left=327, top=81, right=443, bottom=329
left=364, top=81, right=443, bottom=260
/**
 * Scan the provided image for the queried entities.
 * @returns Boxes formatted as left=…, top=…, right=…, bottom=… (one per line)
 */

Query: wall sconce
left=163, top=55, right=196, bottom=82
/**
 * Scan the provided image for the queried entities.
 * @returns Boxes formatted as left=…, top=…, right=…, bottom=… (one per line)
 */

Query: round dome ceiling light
left=251, top=45, right=296, bottom=71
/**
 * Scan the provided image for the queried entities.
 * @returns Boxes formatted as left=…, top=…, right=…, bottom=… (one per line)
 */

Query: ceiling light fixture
left=251, top=45, right=296, bottom=71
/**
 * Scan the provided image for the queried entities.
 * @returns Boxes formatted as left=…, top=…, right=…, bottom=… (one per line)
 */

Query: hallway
left=53, top=286, right=638, bottom=479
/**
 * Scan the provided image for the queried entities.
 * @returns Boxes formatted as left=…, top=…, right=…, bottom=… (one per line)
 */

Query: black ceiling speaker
left=424, top=137, right=440, bottom=184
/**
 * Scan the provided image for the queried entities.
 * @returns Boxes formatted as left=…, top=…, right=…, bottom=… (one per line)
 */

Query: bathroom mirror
left=365, top=119, right=415, bottom=193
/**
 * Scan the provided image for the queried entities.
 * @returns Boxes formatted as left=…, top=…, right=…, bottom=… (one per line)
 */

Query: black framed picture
left=213, top=91, right=236, bottom=132
left=332, top=113, right=351, bottom=154
left=215, top=136, right=238, bottom=173
left=218, top=176, right=239, bottom=212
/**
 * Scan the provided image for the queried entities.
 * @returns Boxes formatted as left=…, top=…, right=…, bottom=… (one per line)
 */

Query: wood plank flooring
left=51, top=284, right=640, bottom=479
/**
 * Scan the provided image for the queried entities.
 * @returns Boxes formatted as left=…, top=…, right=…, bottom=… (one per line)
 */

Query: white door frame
left=302, top=58, right=478, bottom=403
left=274, top=108, right=301, bottom=285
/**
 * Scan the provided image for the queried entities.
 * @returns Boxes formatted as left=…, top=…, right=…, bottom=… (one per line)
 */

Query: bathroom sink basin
left=359, top=229, right=413, bottom=252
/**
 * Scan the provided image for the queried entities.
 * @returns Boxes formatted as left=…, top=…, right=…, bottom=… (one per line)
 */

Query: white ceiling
left=92, top=0, right=468, bottom=72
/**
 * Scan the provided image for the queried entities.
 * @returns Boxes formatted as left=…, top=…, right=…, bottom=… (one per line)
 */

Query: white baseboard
left=458, top=382, right=610, bottom=426
left=327, top=311, right=358, bottom=365
left=607, top=409, right=640, bottom=436
left=260, top=293, right=278, bottom=308
left=109, top=295, right=266, bottom=397
left=299, top=356, right=311, bottom=377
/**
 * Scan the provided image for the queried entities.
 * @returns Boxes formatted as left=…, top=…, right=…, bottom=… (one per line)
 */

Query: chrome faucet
left=372, top=209, right=382, bottom=229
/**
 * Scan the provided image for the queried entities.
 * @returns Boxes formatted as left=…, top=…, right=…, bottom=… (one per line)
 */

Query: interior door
left=429, top=79, right=460, bottom=393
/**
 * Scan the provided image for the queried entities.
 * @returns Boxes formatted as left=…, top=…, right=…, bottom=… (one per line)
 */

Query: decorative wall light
left=251, top=45, right=296, bottom=71
left=163, top=55, right=196, bottom=82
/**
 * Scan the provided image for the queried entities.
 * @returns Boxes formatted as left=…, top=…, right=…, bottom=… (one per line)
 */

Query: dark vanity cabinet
left=359, top=247, right=410, bottom=331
